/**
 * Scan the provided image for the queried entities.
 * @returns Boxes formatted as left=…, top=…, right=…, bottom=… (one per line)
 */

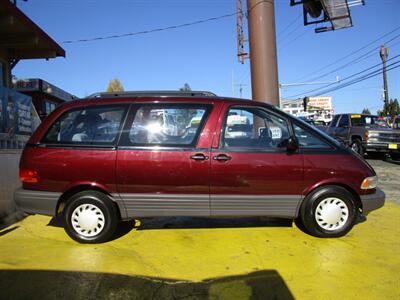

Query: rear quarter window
left=42, top=105, right=127, bottom=145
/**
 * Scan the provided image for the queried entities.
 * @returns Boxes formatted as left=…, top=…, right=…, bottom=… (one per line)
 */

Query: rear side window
left=330, top=115, right=340, bottom=127
left=338, top=115, right=349, bottom=127
left=42, top=105, right=127, bottom=145
left=123, top=104, right=210, bottom=147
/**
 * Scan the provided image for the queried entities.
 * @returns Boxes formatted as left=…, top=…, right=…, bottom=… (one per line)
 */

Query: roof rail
left=86, top=90, right=217, bottom=99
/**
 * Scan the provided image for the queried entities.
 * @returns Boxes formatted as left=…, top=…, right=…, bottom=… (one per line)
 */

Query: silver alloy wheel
left=315, top=197, right=349, bottom=231
left=71, top=204, right=105, bottom=237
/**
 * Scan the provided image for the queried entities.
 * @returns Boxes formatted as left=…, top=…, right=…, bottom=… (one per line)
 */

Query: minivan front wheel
left=298, top=186, right=357, bottom=238
left=64, top=191, right=118, bottom=243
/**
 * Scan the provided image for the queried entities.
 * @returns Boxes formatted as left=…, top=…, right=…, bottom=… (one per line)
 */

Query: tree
left=361, top=108, right=371, bottom=115
left=379, top=98, right=399, bottom=116
left=179, top=83, right=191, bottom=92
left=106, top=79, right=124, bottom=92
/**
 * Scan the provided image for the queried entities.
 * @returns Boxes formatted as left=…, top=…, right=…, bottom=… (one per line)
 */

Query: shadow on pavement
left=136, top=216, right=293, bottom=231
left=0, top=269, right=295, bottom=300
left=47, top=216, right=292, bottom=241
left=367, top=155, right=400, bottom=165
left=0, top=225, right=19, bottom=237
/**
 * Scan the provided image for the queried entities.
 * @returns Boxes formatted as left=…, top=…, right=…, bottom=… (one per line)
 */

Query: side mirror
left=287, top=137, right=298, bottom=152
left=279, top=137, right=298, bottom=152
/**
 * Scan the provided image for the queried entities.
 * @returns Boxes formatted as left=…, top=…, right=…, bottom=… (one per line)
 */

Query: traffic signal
left=303, top=97, right=309, bottom=112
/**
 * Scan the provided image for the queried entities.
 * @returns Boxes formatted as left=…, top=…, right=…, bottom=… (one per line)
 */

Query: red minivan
left=15, top=91, right=385, bottom=243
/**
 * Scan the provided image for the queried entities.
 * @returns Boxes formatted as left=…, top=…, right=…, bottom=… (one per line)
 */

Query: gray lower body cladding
left=15, top=188, right=384, bottom=220
left=118, top=194, right=302, bottom=218
left=360, top=187, right=385, bottom=215
left=14, top=188, right=61, bottom=216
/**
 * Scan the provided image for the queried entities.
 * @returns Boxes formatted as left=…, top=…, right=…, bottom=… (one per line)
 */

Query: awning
left=0, top=0, right=65, bottom=60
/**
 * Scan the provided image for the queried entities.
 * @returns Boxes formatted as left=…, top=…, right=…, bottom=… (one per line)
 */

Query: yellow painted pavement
left=0, top=202, right=399, bottom=299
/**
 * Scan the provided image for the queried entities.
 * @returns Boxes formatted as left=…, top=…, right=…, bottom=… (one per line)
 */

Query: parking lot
left=0, top=159, right=399, bottom=300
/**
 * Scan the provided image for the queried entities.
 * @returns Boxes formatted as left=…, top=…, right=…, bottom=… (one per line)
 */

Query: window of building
left=44, top=101, right=56, bottom=114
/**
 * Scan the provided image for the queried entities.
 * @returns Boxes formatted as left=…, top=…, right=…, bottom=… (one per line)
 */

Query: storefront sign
left=0, top=87, right=33, bottom=135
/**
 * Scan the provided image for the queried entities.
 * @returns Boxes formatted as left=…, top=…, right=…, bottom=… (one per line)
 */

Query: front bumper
left=14, top=188, right=61, bottom=216
left=360, top=187, right=385, bottom=215
left=363, top=142, right=399, bottom=153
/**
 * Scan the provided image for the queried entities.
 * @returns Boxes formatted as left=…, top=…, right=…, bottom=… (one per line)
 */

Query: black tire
left=63, top=190, right=118, bottom=243
left=298, top=186, right=358, bottom=238
left=390, top=153, right=400, bottom=161
left=350, top=138, right=363, bottom=156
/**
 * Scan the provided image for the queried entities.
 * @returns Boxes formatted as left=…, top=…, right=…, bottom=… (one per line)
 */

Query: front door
left=116, top=102, right=216, bottom=217
left=210, top=105, right=304, bottom=218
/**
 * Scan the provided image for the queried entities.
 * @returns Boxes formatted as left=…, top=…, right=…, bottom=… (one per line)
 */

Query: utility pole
left=235, top=83, right=247, bottom=98
left=380, top=44, right=389, bottom=113
left=247, top=0, right=279, bottom=106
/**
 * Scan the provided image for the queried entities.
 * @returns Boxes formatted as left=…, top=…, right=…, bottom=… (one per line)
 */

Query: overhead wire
left=284, top=54, right=400, bottom=99
left=305, top=32, right=400, bottom=82
left=311, top=62, right=400, bottom=97
left=62, top=12, right=236, bottom=44
left=293, top=25, right=400, bottom=81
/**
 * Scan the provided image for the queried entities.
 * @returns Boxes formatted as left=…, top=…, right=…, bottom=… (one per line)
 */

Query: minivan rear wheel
left=63, top=191, right=118, bottom=243
left=298, top=186, right=357, bottom=238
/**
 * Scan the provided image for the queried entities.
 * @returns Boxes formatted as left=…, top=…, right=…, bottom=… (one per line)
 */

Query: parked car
left=298, top=117, right=327, bottom=132
left=15, top=92, right=385, bottom=243
left=392, top=115, right=400, bottom=129
left=326, top=114, right=400, bottom=159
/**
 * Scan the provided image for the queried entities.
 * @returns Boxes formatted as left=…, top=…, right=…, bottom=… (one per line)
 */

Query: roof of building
left=0, top=0, right=65, bottom=60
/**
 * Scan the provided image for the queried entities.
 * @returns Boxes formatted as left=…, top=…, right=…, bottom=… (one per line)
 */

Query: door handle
left=190, top=153, right=209, bottom=161
left=213, top=154, right=232, bottom=162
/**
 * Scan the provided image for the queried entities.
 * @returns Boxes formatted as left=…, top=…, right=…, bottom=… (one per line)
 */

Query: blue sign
left=0, top=87, right=33, bottom=136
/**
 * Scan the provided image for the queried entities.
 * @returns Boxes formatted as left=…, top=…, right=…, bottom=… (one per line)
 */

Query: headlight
left=361, top=176, right=378, bottom=190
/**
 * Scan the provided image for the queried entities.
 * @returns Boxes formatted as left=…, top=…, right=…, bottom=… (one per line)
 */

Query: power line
left=284, top=54, right=400, bottom=98
left=311, top=62, right=400, bottom=97
left=278, top=29, right=309, bottom=51
left=62, top=12, right=236, bottom=44
left=277, top=12, right=302, bottom=38
left=306, top=32, right=400, bottom=82
left=294, top=25, right=400, bottom=81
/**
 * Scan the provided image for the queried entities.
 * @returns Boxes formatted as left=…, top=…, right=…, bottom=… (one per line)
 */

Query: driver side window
left=222, top=107, right=290, bottom=150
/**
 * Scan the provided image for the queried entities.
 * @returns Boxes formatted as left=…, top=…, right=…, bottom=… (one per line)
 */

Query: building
left=281, top=96, right=334, bottom=123
left=0, top=0, right=65, bottom=148
left=0, top=0, right=65, bottom=88
left=14, top=79, right=77, bottom=119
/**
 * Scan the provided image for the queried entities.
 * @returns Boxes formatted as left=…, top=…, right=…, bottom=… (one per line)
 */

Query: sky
left=12, top=0, right=400, bottom=114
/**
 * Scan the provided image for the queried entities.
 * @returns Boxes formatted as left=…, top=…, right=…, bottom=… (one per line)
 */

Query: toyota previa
left=15, top=91, right=385, bottom=243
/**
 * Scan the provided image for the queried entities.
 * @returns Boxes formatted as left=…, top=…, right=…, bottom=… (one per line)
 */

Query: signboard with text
left=0, top=87, right=33, bottom=136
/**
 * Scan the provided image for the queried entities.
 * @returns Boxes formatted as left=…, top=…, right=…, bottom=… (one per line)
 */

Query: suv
left=15, top=92, right=385, bottom=243
left=326, top=114, right=400, bottom=158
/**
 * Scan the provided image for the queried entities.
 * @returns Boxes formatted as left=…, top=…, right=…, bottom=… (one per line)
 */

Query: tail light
left=19, top=169, right=39, bottom=183
left=364, top=130, right=369, bottom=141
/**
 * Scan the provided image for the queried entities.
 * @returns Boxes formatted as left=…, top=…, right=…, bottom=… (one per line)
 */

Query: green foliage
left=106, top=79, right=124, bottom=92
left=361, top=108, right=371, bottom=115
left=381, top=98, right=400, bottom=116
left=179, top=83, right=191, bottom=92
